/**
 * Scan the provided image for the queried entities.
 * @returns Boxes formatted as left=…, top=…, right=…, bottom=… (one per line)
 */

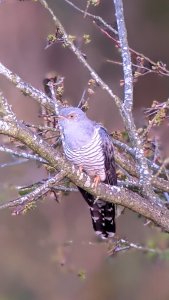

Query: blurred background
left=0, top=0, right=169, bottom=299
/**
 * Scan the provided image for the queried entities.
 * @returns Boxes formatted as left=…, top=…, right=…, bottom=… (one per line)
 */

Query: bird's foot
left=93, top=175, right=101, bottom=189
left=78, top=165, right=83, bottom=173
left=77, top=165, right=83, bottom=177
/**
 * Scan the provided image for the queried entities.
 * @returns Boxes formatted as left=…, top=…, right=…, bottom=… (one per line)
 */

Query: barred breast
left=63, top=127, right=106, bottom=181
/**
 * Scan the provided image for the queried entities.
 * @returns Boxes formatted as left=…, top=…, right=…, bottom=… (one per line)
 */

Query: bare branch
left=0, top=171, right=66, bottom=211
left=0, top=62, right=55, bottom=113
left=0, top=145, right=47, bottom=164
left=0, top=91, right=16, bottom=121
left=39, top=0, right=156, bottom=199
left=112, top=0, right=155, bottom=197
left=0, top=117, right=169, bottom=231
left=64, top=0, right=117, bottom=35
left=39, top=0, right=122, bottom=109
left=0, top=159, right=29, bottom=168
left=113, top=0, right=133, bottom=111
left=0, top=0, right=168, bottom=241
left=16, top=182, right=78, bottom=194
left=63, top=0, right=165, bottom=199
left=108, top=238, right=164, bottom=256
left=64, top=1, right=169, bottom=79
left=112, top=137, right=169, bottom=176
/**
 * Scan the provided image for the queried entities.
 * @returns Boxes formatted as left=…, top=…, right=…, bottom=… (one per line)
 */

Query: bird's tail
left=78, top=188, right=116, bottom=239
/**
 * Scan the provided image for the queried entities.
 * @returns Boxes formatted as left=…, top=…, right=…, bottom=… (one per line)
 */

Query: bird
left=58, top=106, right=117, bottom=239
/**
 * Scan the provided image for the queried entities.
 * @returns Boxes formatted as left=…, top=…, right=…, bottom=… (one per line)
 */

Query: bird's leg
left=79, top=165, right=83, bottom=173
left=77, top=165, right=83, bottom=176
left=93, top=175, right=101, bottom=189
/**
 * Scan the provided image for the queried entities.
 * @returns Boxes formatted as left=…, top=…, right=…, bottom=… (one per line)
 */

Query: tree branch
left=0, top=171, right=66, bottom=211
left=39, top=0, right=157, bottom=200
left=112, top=0, right=158, bottom=201
left=0, top=0, right=168, bottom=238
left=0, top=145, right=47, bottom=164
left=0, top=116, right=169, bottom=231
left=0, top=62, right=55, bottom=112
left=113, top=0, right=133, bottom=111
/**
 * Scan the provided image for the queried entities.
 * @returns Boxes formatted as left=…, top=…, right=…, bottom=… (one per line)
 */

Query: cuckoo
left=58, top=107, right=117, bottom=239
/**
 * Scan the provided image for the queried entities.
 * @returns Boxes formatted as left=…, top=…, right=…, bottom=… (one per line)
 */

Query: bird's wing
left=98, top=126, right=117, bottom=186
left=79, top=126, right=117, bottom=239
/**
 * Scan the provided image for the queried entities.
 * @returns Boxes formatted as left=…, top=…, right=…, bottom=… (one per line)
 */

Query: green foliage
left=21, top=201, right=37, bottom=214
left=83, top=34, right=91, bottom=44
left=77, top=269, right=86, bottom=280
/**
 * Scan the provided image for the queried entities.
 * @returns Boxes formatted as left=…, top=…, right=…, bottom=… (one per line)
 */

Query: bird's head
left=58, top=107, right=88, bottom=128
left=58, top=106, right=95, bottom=148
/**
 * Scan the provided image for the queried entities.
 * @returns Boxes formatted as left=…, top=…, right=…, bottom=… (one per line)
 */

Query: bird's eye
left=68, top=113, right=76, bottom=119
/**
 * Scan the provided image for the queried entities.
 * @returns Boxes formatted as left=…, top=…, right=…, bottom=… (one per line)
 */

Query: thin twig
left=0, top=91, right=16, bottom=121
left=39, top=0, right=122, bottom=109
left=0, top=145, right=47, bottom=164
left=112, top=137, right=169, bottom=176
left=0, top=159, right=29, bottom=168
left=64, top=1, right=169, bottom=78
left=24, top=123, right=59, bottom=132
left=108, top=238, right=163, bottom=256
left=112, top=0, right=156, bottom=199
left=16, top=181, right=78, bottom=194
left=107, top=59, right=153, bottom=74
left=0, top=171, right=66, bottom=211
left=64, top=0, right=154, bottom=194
left=61, top=236, right=166, bottom=258
left=64, top=0, right=117, bottom=35
left=0, top=62, right=56, bottom=112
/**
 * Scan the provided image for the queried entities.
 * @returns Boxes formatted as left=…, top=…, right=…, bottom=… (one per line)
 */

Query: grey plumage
left=58, top=107, right=117, bottom=239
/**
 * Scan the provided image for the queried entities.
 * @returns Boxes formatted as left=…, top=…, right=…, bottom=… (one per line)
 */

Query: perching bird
left=58, top=107, right=117, bottom=239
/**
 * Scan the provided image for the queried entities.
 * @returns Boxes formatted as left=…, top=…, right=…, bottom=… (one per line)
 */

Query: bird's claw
left=92, top=175, right=101, bottom=189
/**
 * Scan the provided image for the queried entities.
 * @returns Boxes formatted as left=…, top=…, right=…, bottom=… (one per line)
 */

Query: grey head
left=58, top=107, right=95, bottom=150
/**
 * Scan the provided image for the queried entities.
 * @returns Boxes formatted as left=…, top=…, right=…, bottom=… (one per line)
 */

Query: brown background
left=0, top=1, right=169, bottom=299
